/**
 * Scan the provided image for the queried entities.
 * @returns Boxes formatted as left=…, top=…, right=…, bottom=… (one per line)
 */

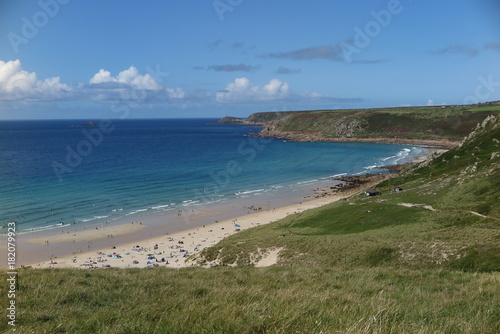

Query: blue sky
left=0, top=0, right=499, bottom=119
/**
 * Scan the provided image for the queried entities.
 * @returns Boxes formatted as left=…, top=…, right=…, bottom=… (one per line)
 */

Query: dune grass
left=2, top=267, right=499, bottom=333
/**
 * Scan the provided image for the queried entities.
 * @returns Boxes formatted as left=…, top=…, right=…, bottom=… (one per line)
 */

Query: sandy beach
left=12, top=150, right=442, bottom=270
left=25, top=194, right=346, bottom=269
left=23, top=178, right=381, bottom=270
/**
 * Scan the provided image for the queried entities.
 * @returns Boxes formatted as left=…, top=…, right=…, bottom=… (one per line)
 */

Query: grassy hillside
left=1, top=115, right=499, bottom=333
left=4, top=267, right=498, bottom=333
left=197, top=115, right=500, bottom=272
left=246, top=103, right=500, bottom=141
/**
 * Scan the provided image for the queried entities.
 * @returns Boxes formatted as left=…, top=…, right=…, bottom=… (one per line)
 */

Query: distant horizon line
left=0, top=117, right=225, bottom=122
left=1, top=100, right=498, bottom=121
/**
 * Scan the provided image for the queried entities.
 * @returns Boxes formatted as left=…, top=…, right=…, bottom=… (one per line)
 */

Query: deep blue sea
left=0, top=118, right=426, bottom=232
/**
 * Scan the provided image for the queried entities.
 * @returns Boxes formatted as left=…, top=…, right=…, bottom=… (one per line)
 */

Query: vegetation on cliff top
left=214, top=116, right=245, bottom=124
left=240, top=103, right=500, bottom=141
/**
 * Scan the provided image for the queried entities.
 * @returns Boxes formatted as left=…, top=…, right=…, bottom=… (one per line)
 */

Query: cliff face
left=216, top=105, right=500, bottom=147
left=226, top=105, right=500, bottom=147
left=215, top=116, right=245, bottom=124
left=246, top=111, right=290, bottom=123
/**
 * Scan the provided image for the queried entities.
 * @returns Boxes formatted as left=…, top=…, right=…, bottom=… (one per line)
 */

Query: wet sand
left=8, top=184, right=322, bottom=267
left=26, top=223, right=146, bottom=245
left=3, top=149, right=440, bottom=269
left=25, top=191, right=361, bottom=269
left=21, top=173, right=389, bottom=269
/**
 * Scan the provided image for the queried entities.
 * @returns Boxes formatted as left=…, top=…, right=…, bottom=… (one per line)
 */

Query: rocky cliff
left=214, top=116, right=245, bottom=124
left=218, top=104, right=500, bottom=148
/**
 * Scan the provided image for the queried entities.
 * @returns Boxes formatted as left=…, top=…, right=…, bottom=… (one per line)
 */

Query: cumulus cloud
left=429, top=44, right=478, bottom=57
left=0, top=60, right=361, bottom=109
left=166, top=87, right=185, bottom=99
left=216, top=77, right=289, bottom=103
left=89, top=66, right=162, bottom=90
left=0, top=60, right=188, bottom=105
left=87, top=66, right=186, bottom=103
left=214, top=77, right=360, bottom=105
left=262, top=79, right=289, bottom=96
left=0, top=59, right=70, bottom=100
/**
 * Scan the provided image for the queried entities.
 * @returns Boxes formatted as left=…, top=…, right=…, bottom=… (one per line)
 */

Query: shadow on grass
left=288, top=201, right=423, bottom=235
left=449, top=246, right=500, bottom=272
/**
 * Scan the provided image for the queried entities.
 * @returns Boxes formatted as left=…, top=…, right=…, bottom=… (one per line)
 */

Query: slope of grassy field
left=4, top=267, right=498, bottom=333
left=1, top=115, right=499, bottom=334
left=196, top=116, right=499, bottom=272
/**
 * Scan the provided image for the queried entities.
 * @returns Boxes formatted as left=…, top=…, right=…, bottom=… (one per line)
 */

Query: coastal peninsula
left=221, top=102, right=500, bottom=148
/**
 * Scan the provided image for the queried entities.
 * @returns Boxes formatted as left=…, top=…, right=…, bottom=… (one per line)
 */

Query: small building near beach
left=364, top=189, right=381, bottom=197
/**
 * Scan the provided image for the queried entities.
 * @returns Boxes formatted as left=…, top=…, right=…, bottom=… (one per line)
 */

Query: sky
left=0, top=0, right=499, bottom=119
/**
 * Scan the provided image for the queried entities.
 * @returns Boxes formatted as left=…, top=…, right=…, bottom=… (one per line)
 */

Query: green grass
left=247, top=104, right=500, bottom=141
left=449, top=246, right=500, bottom=272
left=288, top=201, right=423, bottom=235
left=2, top=267, right=499, bottom=333
left=3, top=115, right=499, bottom=333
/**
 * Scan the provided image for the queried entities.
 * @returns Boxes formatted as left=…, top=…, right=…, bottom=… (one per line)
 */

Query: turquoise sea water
left=0, top=118, right=426, bottom=233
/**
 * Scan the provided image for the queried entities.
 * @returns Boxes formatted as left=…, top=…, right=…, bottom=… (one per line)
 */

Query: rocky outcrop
left=458, top=114, right=499, bottom=147
left=215, top=105, right=500, bottom=148
left=79, top=121, right=96, bottom=127
left=322, top=116, right=368, bottom=137
left=251, top=127, right=459, bottom=148
left=246, top=111, right=289, bottom=123
left=214, top=116, right=245, bottom=124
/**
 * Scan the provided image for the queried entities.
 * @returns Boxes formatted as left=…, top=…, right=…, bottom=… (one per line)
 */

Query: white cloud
left=426, top=99, right=434, bottom=106
left=214, top=77, right=361, bottom=105
left=87, top=66, right=186, bottom=103
left=216, top=77, right=290, bottom=103
left=89, top=66, right=162, bottom=90
left=166, top=87, right=185, bottom=99
left=263, top=79, right=289, bottom=96
left=0, top=60, right=185, bottom=105
left=89, top=69, right=115, bottom=84
left=0, top=59, right=70, bottom=100
left=0, top=60, right=360, bottom=109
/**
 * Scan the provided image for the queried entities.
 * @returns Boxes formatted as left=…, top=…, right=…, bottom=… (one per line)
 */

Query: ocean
left=0, top=118, right=426, bottom=233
